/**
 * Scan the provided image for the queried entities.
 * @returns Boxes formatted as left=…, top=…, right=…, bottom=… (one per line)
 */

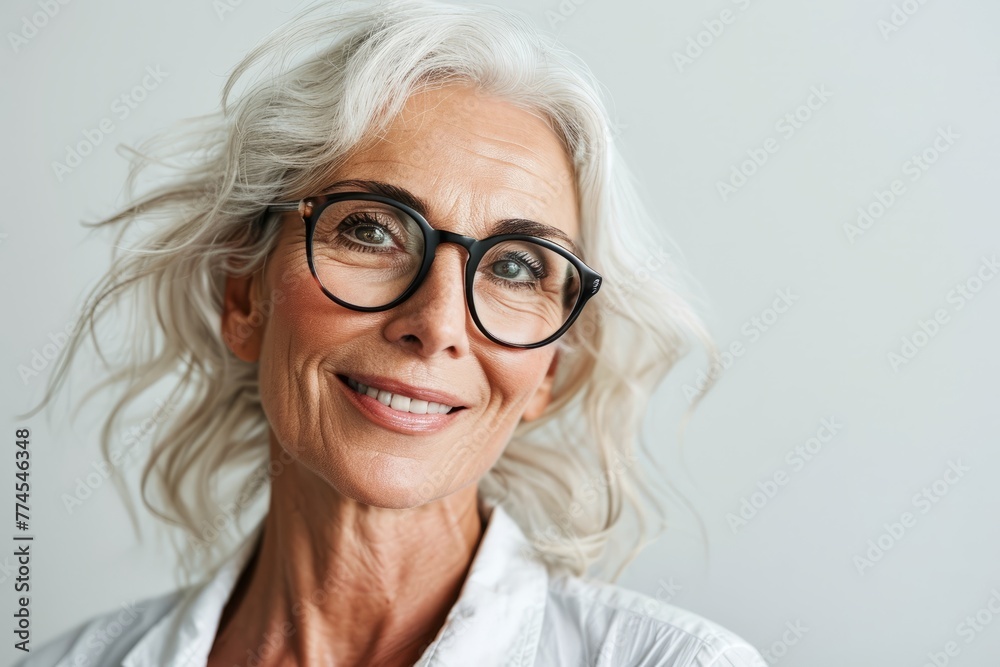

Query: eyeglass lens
left=309, top=199, right=582, bottom=345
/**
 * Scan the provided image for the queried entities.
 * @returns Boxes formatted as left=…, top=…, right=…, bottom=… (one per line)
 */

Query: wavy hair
left=20, top=0, right=720, bottom=584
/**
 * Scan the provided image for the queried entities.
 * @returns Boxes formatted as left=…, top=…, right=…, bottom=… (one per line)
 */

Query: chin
left=315, top=453, right=462, bottom=510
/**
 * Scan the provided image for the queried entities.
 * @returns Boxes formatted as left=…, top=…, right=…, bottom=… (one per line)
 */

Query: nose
left=381, top=243, right=472, bottom=358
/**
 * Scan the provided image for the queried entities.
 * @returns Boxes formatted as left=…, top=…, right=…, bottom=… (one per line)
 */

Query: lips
left=334, top=373, right=468, bottom=435
left=335, top=374, right=467, bottom=415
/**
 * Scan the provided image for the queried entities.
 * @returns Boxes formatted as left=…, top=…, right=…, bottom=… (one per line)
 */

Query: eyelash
left=483, top=250, right=547, bottom=291
left=505, top=250, right=546, bottom=278
left=332, top=213, right=402, bottom=252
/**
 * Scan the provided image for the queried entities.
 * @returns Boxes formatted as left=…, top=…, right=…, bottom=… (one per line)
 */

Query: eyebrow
left=322, top=179, right=581, bottom=256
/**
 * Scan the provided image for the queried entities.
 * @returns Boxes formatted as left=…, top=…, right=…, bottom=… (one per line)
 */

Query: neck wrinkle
left=208, top=453, right=487, bottom=667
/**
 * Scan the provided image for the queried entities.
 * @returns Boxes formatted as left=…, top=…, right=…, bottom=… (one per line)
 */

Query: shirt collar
left=121, top=518, right=266, bottom=667
left=122, top=494, right=548, bottom=667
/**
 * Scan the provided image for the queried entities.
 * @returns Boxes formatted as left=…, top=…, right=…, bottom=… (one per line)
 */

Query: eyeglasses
left=266, top=192, right=602, bottom=348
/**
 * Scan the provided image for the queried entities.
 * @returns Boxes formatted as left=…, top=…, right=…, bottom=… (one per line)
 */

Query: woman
left=18, top=1, right=765, bottom=665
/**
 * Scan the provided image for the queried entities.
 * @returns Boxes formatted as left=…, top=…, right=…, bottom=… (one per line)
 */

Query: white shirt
left=16, top=497, right=766, bottom=666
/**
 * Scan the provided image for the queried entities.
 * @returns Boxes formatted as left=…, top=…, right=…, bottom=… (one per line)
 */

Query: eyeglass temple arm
left=266, top=202, right=301, bottom=212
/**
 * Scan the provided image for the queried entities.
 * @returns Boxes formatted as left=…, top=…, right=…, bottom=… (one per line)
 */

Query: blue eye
left=483, top=250, right=547, bottom=291
left=492, top=259, right=528, bottom=280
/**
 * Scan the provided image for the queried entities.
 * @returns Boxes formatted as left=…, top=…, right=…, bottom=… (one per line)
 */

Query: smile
left=333, top=373, right=467, bottom=435
left=343, top=376, right=457, bottom=415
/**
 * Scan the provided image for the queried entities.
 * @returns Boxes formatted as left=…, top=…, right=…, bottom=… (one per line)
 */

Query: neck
left=207, top=438, right=486, bottom=667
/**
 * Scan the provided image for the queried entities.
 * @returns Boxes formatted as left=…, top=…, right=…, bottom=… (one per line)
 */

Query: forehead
left=324, top=84, right=580, bottom=241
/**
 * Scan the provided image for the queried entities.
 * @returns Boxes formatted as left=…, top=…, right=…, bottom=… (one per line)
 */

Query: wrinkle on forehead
left=332, top=84, right=580, bottom=241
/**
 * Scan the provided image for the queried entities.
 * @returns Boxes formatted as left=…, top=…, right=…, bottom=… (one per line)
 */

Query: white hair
left=21, top=0, right=720, bottom=584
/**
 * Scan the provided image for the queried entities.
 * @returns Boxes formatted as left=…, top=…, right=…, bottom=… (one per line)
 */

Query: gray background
left=2, top=0, right=999, bottom=665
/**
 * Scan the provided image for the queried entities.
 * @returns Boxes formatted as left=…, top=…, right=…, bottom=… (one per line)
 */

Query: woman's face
left=223, top=83, right=581, bottom=508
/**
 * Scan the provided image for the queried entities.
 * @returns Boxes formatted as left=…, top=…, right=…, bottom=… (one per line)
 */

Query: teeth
left=346, top=377, right=455, bottom=415
left=389, top=394, right=410, bottom=411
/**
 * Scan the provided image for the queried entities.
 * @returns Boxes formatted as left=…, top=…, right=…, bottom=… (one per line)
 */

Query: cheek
left=254, top=255, right=352, bottom=456
left=482, top=348, right=554, bottom=412
left=260, top=249, right=377, bottom=363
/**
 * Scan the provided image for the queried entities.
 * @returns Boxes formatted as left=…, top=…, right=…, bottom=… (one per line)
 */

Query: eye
left=336, top=212, right=400, bottom=250
left=483, top=249, right=547, bottom=290
left=492, top=258, right=529, bottom=280
left=349, top=223, right=389, bottom=247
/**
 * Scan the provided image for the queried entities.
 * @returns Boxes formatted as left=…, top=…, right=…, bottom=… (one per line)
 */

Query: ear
left=221, top=272, right=264, bottom=363
left=522, top=350, right=559, bottom=422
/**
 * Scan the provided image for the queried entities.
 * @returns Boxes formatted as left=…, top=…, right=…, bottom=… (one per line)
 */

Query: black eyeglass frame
left=266, top=191, right=603, bottom=349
